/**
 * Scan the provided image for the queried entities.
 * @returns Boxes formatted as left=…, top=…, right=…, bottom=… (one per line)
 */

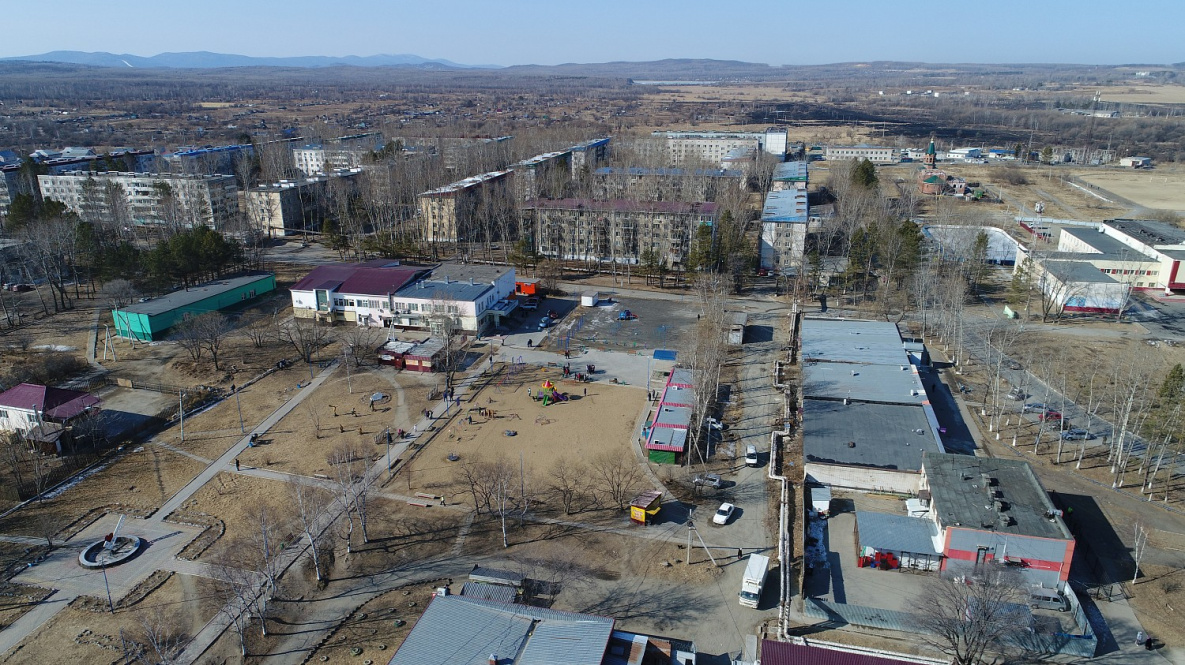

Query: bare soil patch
left=305, top=581, right=448, bottom=663
left=1080, top=169, right=1185, bottom=211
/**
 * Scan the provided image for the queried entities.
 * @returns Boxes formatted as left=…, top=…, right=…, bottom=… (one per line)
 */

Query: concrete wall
left=804, top=462, right=919, bottom=495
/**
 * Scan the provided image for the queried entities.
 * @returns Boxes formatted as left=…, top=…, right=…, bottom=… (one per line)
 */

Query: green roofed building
left=111, top=272, right=275, bottom=341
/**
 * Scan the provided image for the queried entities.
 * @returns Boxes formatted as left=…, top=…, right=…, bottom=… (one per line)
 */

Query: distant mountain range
left=1, top=51, right=501, bottom=69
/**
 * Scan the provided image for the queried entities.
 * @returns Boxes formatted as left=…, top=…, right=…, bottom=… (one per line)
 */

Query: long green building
left=111, top=273, right=276, bottom=341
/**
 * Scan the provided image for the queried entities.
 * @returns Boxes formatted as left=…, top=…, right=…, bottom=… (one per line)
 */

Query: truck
left=739, top=553, right=769, bottom=608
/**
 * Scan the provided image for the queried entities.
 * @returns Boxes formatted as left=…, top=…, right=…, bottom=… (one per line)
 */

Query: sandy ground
left=0, top=446, right=206, bottom=538
left=235, top=366, right=438, bottom=478
left=0, top=573, right=218, bottom=664
left=1079, top=169, right=1185, bottom=211
left=1093, top=85, right=1185, bottom=105
left=401, top=364, right=646, bottom=505
left=304, top=581, right=446, bottom=663
left=183, top=472, right=290, bottom=564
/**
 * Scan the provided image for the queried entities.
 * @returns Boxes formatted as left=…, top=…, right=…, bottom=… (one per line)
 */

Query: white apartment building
left=823, top=145, right=898, bottom=164
left=654, top=129, right=787, bottom=165
left=38, top=171, right=239, bottom=228
left=293, top=133, right=384, bottom=176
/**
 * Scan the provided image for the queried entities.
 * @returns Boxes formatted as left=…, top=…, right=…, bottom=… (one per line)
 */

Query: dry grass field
left=1079, top=168, right=1185, bottom=211
left=1092, top=85, right=1185, bottom=105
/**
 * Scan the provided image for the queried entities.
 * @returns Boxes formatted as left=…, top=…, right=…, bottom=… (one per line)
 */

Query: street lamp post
left=231, top=384, right=244, bottom=434
left=385, top=427, right=392, bottom=479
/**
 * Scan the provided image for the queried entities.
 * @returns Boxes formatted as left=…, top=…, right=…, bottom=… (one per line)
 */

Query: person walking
left=235, top=458, right=240, bottom=471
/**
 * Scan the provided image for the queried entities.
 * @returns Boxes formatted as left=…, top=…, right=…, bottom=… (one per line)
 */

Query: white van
left=745, top=444, right=758, bottom=467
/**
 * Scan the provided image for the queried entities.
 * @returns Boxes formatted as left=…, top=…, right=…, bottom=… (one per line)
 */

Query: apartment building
left=522, top=198, right=717, bottom=270
left=38, top=171, right=239, bottom=228
left=759, top=189, right=809, bottom=273
left=418, top=170, right=513, bottom=243
left=244, top=168, right=362, bottom=237
left=591, top=167, right=743, bottom=202
left=293, top=132, right=384, bottom=176
left=160, top=144, right=254, bottom=175
left=653, top=128, right=787, bottom=165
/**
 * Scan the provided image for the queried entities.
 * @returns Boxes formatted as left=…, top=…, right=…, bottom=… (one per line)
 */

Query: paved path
left=152, top=361, right=340, bottom=522
left=0, top=590, right=78, bottom=657
left=151, top=440, right=213, bottom=464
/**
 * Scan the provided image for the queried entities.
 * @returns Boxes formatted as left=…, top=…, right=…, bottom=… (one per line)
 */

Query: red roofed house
left=0, top=383, right=101, bottom=451
left=760, top=640, right=934, bottom=665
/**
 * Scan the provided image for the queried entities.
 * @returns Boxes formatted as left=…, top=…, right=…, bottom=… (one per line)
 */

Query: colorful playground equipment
left=537, top=380, right=569, bottom=406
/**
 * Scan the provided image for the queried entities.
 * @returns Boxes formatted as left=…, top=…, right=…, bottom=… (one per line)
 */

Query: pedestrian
left=489, top=357, right=494, bottom=367
left=455, top=396, right=461, bottom=407
left=439, top=496, right=446, bottom=506
left=428, top=410, right=433, bottom=419
left=527, top=387, right=532, bottom=398
left=467, top=415, right=472, bottom=424
left=235, top=458, right=240, bottom=471
left=413, top=424, right=418, bottom=435
left=737, top=548, right=743, bottom=559
left=527, top=339, right=533, bottom=348
left=1137, top=631, right=1146, bottom=646
left=583, top=387, right=587, bottom=396
left=1146, top=637, right=1154, bottom=651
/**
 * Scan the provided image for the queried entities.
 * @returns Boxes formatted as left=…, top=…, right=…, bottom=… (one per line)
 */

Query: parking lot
left=544, top=293, right=702, bottom=354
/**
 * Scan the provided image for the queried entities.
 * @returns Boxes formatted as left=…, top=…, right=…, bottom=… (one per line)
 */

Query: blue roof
left=856, top=511, right=940, bottom=555
left=761, top=189, right=808, bottom=223
left=388, top=595, right=613, bottom=665
left=167, top=144, right=253, bottom=158
left=569, top=137, right=610, bottom=151
left=772, top=161, right=809, bottom=182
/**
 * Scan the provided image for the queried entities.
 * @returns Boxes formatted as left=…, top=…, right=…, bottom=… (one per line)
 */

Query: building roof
left=513, top=151, right=571, bottom=169
left=0, top=383, right=100, bottom=420
left=800, top=319, right=906, bottom=365
left=803, top=399, right=942, bottom=472
left=291, top=264, right=421, bottom=297
left=855, top=511, right=940, bottom=555
left=803, top=362, right=927, bottom=405
left=430, top=263, right=512, bottom=285
left=1042, top=260, right=1117, bottom=284
left=772, top=161, right=809, bottom=182
left=1061, top=227, right=1157, bottom=259
left=760, top=640, right=930, bottom=665
left=667, top=368, right=696, bottom=388
left=396, top=278, right=495, bottom=304
left=522, top=199, right=718, bottom=215
left=388, top=595, right=614, bottom=665
left=646, top=424, right=687, bottom=452
left=420, top=170, right=512, bottom=197
left=459, top=582, right=518, bottom=604
left=116, top=273, right=274, bottom=316
left=761, top=189, right=808, bottom=223
left=660, top=384, right=692, bottom=407
left=469, top=566, right=524, bottom=586
left=652, top=131, right=764, bottom=140
left=923, top=452, right=1070, bottom=539
left=569, top=137, right=611, bottom=152
left=1106, top=218, right=1185, bottom=247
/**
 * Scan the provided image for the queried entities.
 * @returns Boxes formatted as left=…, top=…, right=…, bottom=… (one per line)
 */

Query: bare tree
left=589, top=450, right=644, bottom=510
left=917, top=569, right=1029, bottom=665
left=1133, top=521, right=1150, bottom=584
left=130, top=611, right=186, bottom=665
left=327, top=443, right=373, bottom=549
left=342, top=324, right=383, bottom=368
left=242, top=314, right=274, bottom=349
left=191, top=312, right=233, bottom=371
left=289, top=481, right=330, bottom=583
left=547, top=458, right=588, bottom=515
left=305, top=401, right=322, bottom=439
left=279, top=319, right=333, bottom=363
left=171, top=314, right=206, bottom=362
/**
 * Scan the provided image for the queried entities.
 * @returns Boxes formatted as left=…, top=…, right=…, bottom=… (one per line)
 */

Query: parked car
left=1038, top=411, right=1063, bottom=422
left=617, top=309, right=637, bottom=321
left=537, top=316, right=551, bottom=330
left=521, top=298, right=539, bottom=311
left=1022, top=403, right=1047, bottom=413
left=693, top=473, right=723, bottom=489
left=745, top=444, right=759, bottom=467
left=704, top=417, right=726, bottom=431
left=547, top=309, right=559, bottom=319
left=1007, top=360, right=1023, bottom=371
left=1007, top=387, right=1027, bottom=401
left=712, top=502, right=735, bottom=525
left=1061, top=429, right=1095, bottom=441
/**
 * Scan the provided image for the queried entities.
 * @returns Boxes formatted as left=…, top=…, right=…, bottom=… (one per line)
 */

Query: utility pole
left=179, top=389, right=185, bottom=442
left=385, top=427, right=392, bottom=479
left=343, top=347, right=352, bottom=393
left=231, top=384, right=244, bottom=434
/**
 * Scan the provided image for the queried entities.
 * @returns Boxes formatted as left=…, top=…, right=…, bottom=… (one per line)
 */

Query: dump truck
left=739, top=553, right=769, bottom=608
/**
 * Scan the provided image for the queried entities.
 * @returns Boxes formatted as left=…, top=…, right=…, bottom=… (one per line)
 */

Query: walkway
left=151, top=361, right=340, bottom=522
left=0, top=590, right=78, bottom=656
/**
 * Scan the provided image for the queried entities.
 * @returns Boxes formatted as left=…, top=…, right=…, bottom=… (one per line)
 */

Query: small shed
left=515, top=279, right=539, bottom=296
left=728, top=312, right=747, bottom=345
left=581, top=291, right=601, bottom=307
left=809, top=486, right=832, bottom=516
left=378, top=338, right=446, bottom=372
left=630, top=490, right=663, bottom=525
left=468, top=565, right=524, bottom=588
left=459, top=582, right=518, bottom=604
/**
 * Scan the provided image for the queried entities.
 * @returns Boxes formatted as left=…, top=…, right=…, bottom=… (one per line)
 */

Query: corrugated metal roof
left=760, top=640, right=929, bottom=665
left=646, top=426, right=686, bottom=452
left=387, top=595, right=613, bottom=665
left=855, top=511, right=940, bottom=555
left=800, top=319, right=906, bottom=366
left=117, top=273, right=274, bottom=316
left=459, top=582, right=517, bottom=604
left=802, top=362, right=927, bottom=404
left=803, top=399, right=941, bottom=471
left=772, top=161, right=809, bottom=182
left=667, top=368, right=696, bottom=387
left=761, top=189, right=808, bottom=223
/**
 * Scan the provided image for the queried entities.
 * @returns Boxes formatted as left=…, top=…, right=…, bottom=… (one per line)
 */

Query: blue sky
left=3, top=0, right=1181, bottom=66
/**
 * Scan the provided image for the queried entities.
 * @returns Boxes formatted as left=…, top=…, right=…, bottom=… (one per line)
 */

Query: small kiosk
left=629, top=490, right=663, bottom=525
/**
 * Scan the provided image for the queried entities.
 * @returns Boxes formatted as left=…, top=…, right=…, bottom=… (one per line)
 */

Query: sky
left=3, top=0, right=1182, bottom=67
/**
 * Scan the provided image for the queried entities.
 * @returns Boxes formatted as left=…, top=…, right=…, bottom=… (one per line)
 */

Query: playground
left=400, top=362, right=647, bottom=503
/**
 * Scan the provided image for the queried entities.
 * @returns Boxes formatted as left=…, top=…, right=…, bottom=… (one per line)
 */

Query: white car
left=704, top=417, right=726, bottom=431
left=713, top=502, right=735, bottom=525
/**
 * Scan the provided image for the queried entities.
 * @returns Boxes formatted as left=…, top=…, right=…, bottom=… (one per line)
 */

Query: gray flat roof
left=856, top=511, right=940, bottom=555
left=1042, top=260, right=1117, bottom=284
left=800, top=319, right=906, bottom=365
left=118, top=273, right=273, bottom=316
left=1106, top=218, right=1185, bottom=246
left=803, top=399, right=941, bottom=472
left=429, top=263, right=512, bottom=284
left=653, top=404, right=691, bottom=429
left=669, top=368, right=696, bottom=387
left=803, top=362, right=927, bottom=404
left=1062, top=227, right=1157, bottom=260
left=396, top=279, right=495, bottom=303
left=923, top=453, right=1071, bottom=540
left=772, top=161, right=809, bottom=182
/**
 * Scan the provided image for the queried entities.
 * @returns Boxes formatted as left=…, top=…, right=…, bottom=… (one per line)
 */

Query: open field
left=1093, top=85, right=1185, bottom=105
left=0, top=573, right=218, bottom=664
left=184, top=472, right=289, bottom=563
left=401, top=363, right=646, bottom=505
left=1079, top=169, right=1185, bottom=211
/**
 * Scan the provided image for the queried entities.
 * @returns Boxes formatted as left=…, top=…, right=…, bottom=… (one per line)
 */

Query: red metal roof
left=291, top=264, right=423, bottom=296
left=0, top=383, right=100, bottom=420
left=760, top=641, right=928, bottom=665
